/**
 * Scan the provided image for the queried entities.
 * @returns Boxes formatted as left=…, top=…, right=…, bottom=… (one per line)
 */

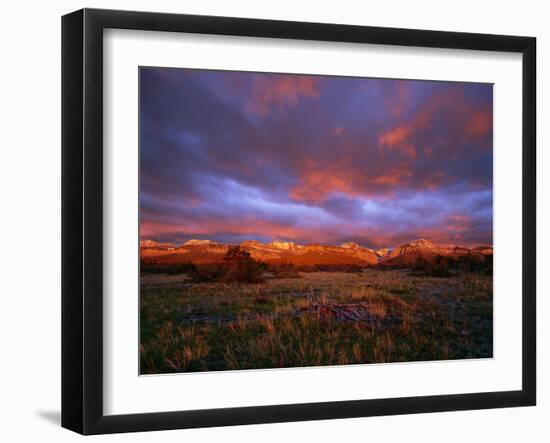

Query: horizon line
left=140, top=237, right=494, bottom=250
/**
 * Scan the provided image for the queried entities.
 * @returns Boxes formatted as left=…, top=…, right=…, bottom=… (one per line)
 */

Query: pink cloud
left=467, top=108, right=492, bottom=138
left=141, top=218, right=312, bottom=244
left=386, top=80, right=410, bottom=117
left=246, top=75, right=320, bottom=115
left=289, top=169, right=356, bottom=203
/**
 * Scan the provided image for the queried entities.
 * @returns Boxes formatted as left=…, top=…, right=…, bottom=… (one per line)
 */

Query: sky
left=139, top=67, right=493, bottom=249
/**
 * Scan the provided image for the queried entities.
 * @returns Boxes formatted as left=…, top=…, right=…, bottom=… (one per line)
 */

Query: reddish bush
left=221, top=247, right=266, bottom=283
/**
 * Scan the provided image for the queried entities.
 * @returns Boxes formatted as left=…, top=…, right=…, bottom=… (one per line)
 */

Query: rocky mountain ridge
left=140, top=238, right=492, bottom=266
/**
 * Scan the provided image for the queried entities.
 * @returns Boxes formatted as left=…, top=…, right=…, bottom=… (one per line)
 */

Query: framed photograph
left=62, top=8, right=536, bottom=435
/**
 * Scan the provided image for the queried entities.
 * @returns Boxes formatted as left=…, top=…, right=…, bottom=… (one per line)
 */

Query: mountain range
left=140, top=238, right=493, bottom=266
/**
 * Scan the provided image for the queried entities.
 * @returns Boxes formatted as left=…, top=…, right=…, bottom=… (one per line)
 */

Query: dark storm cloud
left=140, top=67, right=493, bottom=248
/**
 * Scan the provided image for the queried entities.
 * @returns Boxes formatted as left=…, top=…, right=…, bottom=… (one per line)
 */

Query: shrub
left=457, top=253, right=493, bottom=276
left=410, top=253, right=493, bottom=277
left=430, top=255, right=454, bottom=277
left=271, top=262, right=301, bottom=279
left=411, top=255, right=453, bottom=277
left=140, top=261, right=197, bottom=275
left=411, top=256, right=429, bottom=272
left=189, top=264, right=227, bottom=283
left=221, top=247, right=266, bottom=283
left=482, top=254, right=493, bottom=276
left=294, top=263, right=368, bottom=273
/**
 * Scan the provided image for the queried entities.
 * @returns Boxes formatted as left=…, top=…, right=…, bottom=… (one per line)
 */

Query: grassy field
left=140, top=269, right=492, bottom=374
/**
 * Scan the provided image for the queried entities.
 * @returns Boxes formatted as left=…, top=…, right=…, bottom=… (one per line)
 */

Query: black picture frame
left=62, top=8, right=536, bottom=435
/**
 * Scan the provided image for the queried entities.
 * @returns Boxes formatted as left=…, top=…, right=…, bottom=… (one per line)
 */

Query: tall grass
left=140, top=269, right=492, bottom=374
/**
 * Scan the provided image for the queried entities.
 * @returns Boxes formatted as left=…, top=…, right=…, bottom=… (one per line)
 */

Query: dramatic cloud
left=140, top=68, right=493, bottom=248
left=246, top=74, right=320, bottom=115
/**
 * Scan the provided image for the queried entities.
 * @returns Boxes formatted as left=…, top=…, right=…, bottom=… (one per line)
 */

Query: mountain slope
left=140, top=238, right=491, bottom=267
left=382, top=239, right=491, bottom=267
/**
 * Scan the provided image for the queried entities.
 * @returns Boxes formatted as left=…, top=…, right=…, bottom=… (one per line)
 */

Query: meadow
left=140, top=267, right=493, bottom=374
